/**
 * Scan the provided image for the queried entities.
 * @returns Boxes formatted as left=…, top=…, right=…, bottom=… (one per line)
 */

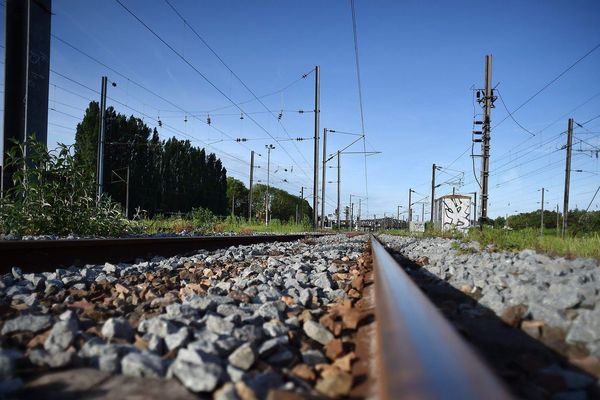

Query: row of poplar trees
left=73, top=101, right=227, bottom=217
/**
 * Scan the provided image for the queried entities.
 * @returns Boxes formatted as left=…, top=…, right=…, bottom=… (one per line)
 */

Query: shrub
left=0, top=136, right=139, bottom=236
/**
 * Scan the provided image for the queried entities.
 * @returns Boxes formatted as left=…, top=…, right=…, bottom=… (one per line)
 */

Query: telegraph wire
left=115, top=0, right=313, bottom=184
left=350, top=0, right=370, bottom=215
left=493, top=40, right=600, bottom=130
left=496, top=89, right=535, bottom=136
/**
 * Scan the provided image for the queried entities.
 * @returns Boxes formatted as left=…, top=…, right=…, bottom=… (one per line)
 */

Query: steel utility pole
left=300, top=186, right=305, bottom=222
left=337, top=151, right=341, bottom=230
left=479, top=55, right=493, bottom=227
left=321, top=128, right=327, bottom=228
left=313, top=65, right=321, bottom=229
left=408, top=189, right=413, bottom=224
left=556, top=204, right=560, bottom=237
left=562, top=118, right=573, bottom=238
left=358, top=198, right=361, bottom=226
left=125, top=166, right=130, bottom=219
left=539, top=187, right=547, bottom=236
left=2, top=0, right=52, bottom=194
left=265, top=144, right=275, bottom=225
left=430, top=164, right=437, bottom=223
left=96, top=76, right=108, bottom=201
left=248, top=151, right=254, bottom=221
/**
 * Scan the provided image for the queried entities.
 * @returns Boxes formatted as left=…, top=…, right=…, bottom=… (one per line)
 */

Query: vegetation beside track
left=381, top=226, right=600, bottom=260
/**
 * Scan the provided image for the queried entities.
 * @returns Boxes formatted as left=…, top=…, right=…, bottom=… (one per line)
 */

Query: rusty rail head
left=370, top=236, right=513, bottom=400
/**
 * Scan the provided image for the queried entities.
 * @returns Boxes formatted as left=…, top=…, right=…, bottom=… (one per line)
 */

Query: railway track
left=0, top=234, right=322, bottom=273
left=3, top=233, right=578, bottom=399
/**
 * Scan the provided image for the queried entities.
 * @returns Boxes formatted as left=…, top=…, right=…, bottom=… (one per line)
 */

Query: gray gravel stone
left=301, top=349, right=327, bottom=365
left=44, top=318, right=78, bottom=353
left=1, top=314, right=53, bottom=335
left=101, top=317, right=134, bottom=342
left=170, top=358, right=223, bottom=393
left=165, top=327, right=190, bottom=351
left=258, top=336, right=288, bottom=357
left=263, top=320, right=290, bottom=337
left=228, top=343, right=255, bottom=370
left=303, top=320, right=334, bottom=345
left=98, top=353, right=121, bottom=373
left=566, top=307, right=600, bottom=344
left=121, top=352, right=165, bottom=378
left=138, top=316, right=178, bottom=338
left=206, top=315, right=235, bottom=335
left=29, top=348, right=78, bottom=368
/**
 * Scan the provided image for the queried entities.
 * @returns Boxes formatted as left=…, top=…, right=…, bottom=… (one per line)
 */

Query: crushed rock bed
left=0, top=234, right=372, bottom=399
left=379, top=234, right=600, bottom=398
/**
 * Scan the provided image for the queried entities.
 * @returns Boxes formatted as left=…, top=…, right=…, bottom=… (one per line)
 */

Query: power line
left=51, top=33, right=314, bottom=186
left=114, top=0, right=313, bottom=184
left=350, top=0, right=370, bottom=216
left=496, top=89, right=535, bottom=136
left=493, top=40, right=600, bottom=130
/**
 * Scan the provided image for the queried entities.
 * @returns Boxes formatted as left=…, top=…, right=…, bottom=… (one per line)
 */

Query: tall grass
left=140, top=214, right=313, bottom=235
left=381, top=227, right=600, bottom=259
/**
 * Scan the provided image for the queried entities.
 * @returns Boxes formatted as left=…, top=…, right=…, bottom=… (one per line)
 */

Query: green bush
left=0, top=136, right=139, bottom=236
left=191, top=207, right=217, bottom=232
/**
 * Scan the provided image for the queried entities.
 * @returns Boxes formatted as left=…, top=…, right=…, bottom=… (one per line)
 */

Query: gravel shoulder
left=0, top=234, right=373, bottom=399
left=378, top=234, right=600, bottom=399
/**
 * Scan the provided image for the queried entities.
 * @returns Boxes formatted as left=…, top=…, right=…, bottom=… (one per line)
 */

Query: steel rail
left=370, top=236, right=513, bottom=400
left=0, top=234, right=321, bottom=273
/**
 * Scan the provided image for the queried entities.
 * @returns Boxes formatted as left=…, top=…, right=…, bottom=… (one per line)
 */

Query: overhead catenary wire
left=115, top=0, right=313, bottom=182
left=493, top=40, right=600, bottom=130
left=350, top=0, right=370, bottom=216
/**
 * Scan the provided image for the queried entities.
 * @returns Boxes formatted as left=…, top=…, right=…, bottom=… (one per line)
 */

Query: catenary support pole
left=408, top=189, right=413, bottom=224
left=480, top=55, right=493, bottom=228
left=125, top=166, right=130, bottom=219
left=300, top=186, right=305, bottom=222
left=97, top=76, right=108, bottom=202
left=248, top=150, right=254, bottom=221
left=540, top=187, right=545, bottom=236
left=321, top=128, right=327, bottom=228
left=562, top=118, right=573, bottom=238
left=265, top=145, right=275, bottom=225
left=337, top=151, right=341, bottom=230
left=556, top=204, right=560, bottom=237
left=313, top=65, right=320, bottom=229
left=430, top=164, right=436, bottom=223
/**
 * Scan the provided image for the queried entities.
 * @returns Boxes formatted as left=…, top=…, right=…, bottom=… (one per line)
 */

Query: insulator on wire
left=240, top=113, right=244, bottom=120
left=207, top=115, right=211, bottom=125
left=184, top=115, right=188, bottom=123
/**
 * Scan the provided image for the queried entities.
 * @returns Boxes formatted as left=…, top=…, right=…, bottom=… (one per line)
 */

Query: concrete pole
left=337, top=151, right=341, bottom=230
left=480, top=55, right=493, bottom=227
left=248, top=150, right=254, bottom=221
left=562, top=118, right=573, bottom=238
left=430, top=164, right=436, bottom=223
left=313, top=65, right=320, bottom=229
left=97, top=76, right=108, bottom=202
left=125, top=165, right=130, bottom=219
left=321, top=128, right=327, bottom=228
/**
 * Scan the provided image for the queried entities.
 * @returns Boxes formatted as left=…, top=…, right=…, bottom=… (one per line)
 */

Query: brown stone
left=281, top=295, right=295, bottom=306
left=115, top=283, right=130, bottom=295
left=27, top=330, right=51, bottom=349
left=134, top=335, right=149, bottom=351
left=500, top=304, right=528, bottom=327
left=266, top=389, right=306, bottom=400
left=325, top=338, right=344, bottom=360
left=235, top=381, right=258, bottom=400
left=332, top=322, right=343, bottom=337
left=315, top=366, right=353, bottom=397
left=291, top=364, right=316, bottom=381
left=69, top=299, right=94, bottom=310
left=298, top=310, right=313, bottom=323
left=569, top=355, right=600, bottom=378
left=415, top=256, right=429, bottom=266
left=521, top=320, right=544, bottom=339
left=341, top=308, right=362, bottom=330
left=319, top=314, right=337, bottom=333
left=351, top=275, right=364, bottom=291
left=333, top=352, right=356, bottom=372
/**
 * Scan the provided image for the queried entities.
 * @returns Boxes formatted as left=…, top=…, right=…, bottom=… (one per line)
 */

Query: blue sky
left=2, top=0, right=599, bottom=219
